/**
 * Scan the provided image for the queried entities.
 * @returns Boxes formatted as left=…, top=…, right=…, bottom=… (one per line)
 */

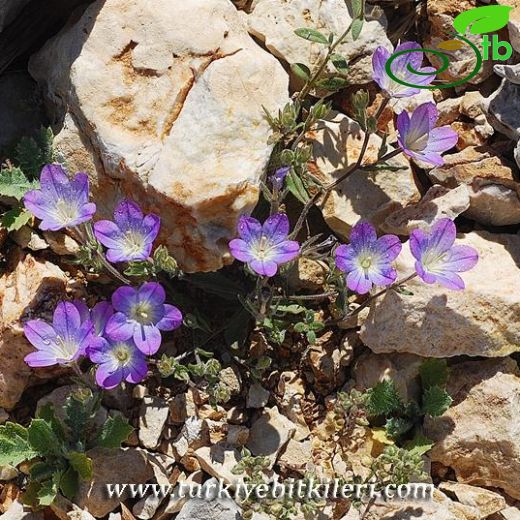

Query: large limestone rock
left=0, top=251, right=68, bottom=409
left=425, top=358, right=520, bottom=500
left=360, top=231, right=520, bottom=358
left=29, top=0, right=288, bottom=272
left=307, top=113, right=421, bottom=239
left=248, top=0, right=391, bottom=85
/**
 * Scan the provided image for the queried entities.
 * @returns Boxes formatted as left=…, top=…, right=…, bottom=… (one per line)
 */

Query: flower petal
left=250, top=259, right=278, bottom=277
left=91, top=301, right=114, bottom=335
left=113, top=199, right=144, bottom=228
left=262, top=213, right=291, bottom=245
left=372, top=46, right=390, bottom=90
left=94, top=220, right=123, bottom=249
left=237, top=215, right=262, bottom=242
left=106, top=312, right=134, bottom=340
left=126, top=356, right=148, bottom=384
left=443, top=245, right=478, bottom=273
left=133, top=324, right=162, bottom=355
left=349, top=221, right=377, bottom=251
left=425, top=126, right=459, bottom=153
left=23, top=320, right=57, bottom=350
left=429, top=218, right=456, bottom=254
left=269, top=240, right=300, bottom=264
left=96, top=364, right=123, bottom=390
left=157, top=304, right=183, bottom=331
left=52, top=301, right=81, bottom=339
left=229, top=238, right=254, bottom=262
left=112, top=285, right=138, bottom=314
left=138, top=282, right=166, bottom=306
left=25, top=351, right=60, bottom=367
left=335, top=244, right=356, bottom=273
left=376, top=235, right=402, bottom=261
left=346, top=268, right=373, bottom=295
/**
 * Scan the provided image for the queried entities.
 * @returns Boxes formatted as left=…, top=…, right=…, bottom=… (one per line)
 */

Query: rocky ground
left=1, top=0, right=520, bottom=519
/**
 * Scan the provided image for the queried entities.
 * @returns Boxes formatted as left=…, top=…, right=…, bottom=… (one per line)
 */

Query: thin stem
left=81, top=222, right=131, bottom=285
left=272, top=291, right=337, bottom=302
left=297, top=22, right=353, bottom=102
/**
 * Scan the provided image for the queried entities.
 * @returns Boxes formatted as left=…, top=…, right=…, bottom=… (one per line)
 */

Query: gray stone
left=246, top=383, right=270, bottom=408
left=139, top=396, right=169, bottom=449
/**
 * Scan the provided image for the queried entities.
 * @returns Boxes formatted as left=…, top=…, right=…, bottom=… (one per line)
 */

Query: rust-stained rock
left=0, top=250, right=68, bottom=409
left=29, top=0, right=288, bottom=272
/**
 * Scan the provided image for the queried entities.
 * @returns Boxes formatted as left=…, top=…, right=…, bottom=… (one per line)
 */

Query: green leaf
left=27, top=419, right=62, bottom=456
left=385, top=416, right=414, bottom=439
left=352, top=0, right=364, bottom=19
left=60, top=467, right=80, bottom=500
left=453, top=5, right=513, bottom=35
left=366, top=380, right=403, bottom=417
left=316, top=77, right=349, bottom=91
left=422, top=386, right=452, bottom=417
left=64, top=389, right=98, bottom=446
left=14, top=128, right=55, bottom=179
left=286, top=170, right=310, bottom=204
left=0, top=167, right=37, bottom=200
left=29, top=462, right=56, bottom=482
left=294, top=28, right=330, bottom=45
left=36, top=403, right=65, bottom=442
left=0, top=422, right=38, bottom=467
left=420, top=359, right=449, bottom=389
left=1, top=206, right=32, bottom=232
left=96, top=416, right=133, bottom=448
left=330, top=54, right=348, bottom=74
left=404, top=433, right=434, bottom=457
left=291, top=63, right=311, bottom=81
left=37, top=475, right=59, bottom=507
left=153, top=245, right=179, bottom=276
left=67, top=451, right=93, bottom=480
left=352, top=18, right=364, bottom=41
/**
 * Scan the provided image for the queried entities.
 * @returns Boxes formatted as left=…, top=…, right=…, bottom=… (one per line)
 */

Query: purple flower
left=24, top=301, right=93, bottom=367
left=74, top=300, right=114, bottom=336
left=410, top=218, right=478, bottom=290
left=397, top=102, right=458, bottom=166
left=335, top=222, right=402, bottom=295
left=229, top=213, right=300, bottom=277
left=88, top=337, right=148, bottom=389
left=93, top=200, right=160, bottom=263
left=23, top=164, right=96, bottom=231
left=271, top=166, right=290, bottom=191
left=105, top=282, right=182, bottom=355
left=372, top=42, right=436, bottom=98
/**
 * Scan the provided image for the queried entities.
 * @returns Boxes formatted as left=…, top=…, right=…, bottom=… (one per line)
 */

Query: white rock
left=438, top=481, right=507, bottom=518
left=139, top=396, right=169, bottom=449
left=278, top=438, right=312, bottom=473
left=278, top=372, right=311, bottom=441
left=175, top=478, right=241, bottom=520
left=0, top=501, right=43, bottom=520
left=425, top=358, right=520, bottom=500
left=29, top=0, right=288, bottom=273
left=246, top=406, right=296, bottom=466
left=308, top=113, right=420, bottom=239
left=248, top=0, right=390, bottom=85
left=0, top=250, right=68, bottom=409
left=382, top=185, right=471, bottom=235
left=489, top=79, right=520, bottom=139
left=501, top=507, right=520, bottom=520
left=360, top=231, right=520, bottom=357
left=194, top=443, right=243, bottom=487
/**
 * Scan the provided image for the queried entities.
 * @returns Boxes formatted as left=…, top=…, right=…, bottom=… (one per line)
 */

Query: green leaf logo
left=453, top=5, right=513, bottom=35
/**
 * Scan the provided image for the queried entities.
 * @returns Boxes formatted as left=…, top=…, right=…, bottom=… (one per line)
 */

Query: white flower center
left=122, top=230, right=146, bottom=256
left=252, top=235, right=273, bottom=261
left=55, top=336, right=78, bottom=360
left=55, top=199, right=79, bottom=225
left=407, top=132, right=429, bottom=152
left=421, top=249, right=447, bottom=271
left=111, top=343, right=132, bottom=367
left=131, top=301, right=153, bottom=324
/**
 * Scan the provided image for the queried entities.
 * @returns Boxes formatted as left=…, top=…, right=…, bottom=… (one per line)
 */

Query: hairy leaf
left=422, top=386, right=453, bottom=417
left=96, top=416, right=133, bottom=448
left=294, top=28, right=330, bottom=45
left=67, top=451, right=93, bottom=480
left=385, top=416, right=414, bottom=439
left=366, top=380, right=403, bottom=416
left=60, top=466, right=80, bottom=500
left=0, top=167, right=37, bottom=200
left=404, top=433, right=434, bottom=457
left=27, top=419, right=62, bottom=456
left=286, top=170, right=310, bottom=203
left=330, top=54, right=349, bottom=74
left=0, top=422, right=37, bottom=466
left=352, top=18, right=364, bottom=41
left=14, top=127, right=55, bottom=178
left=1, top=207, right=32, bottom=232
left=291, top=63, right=311, bottom=81
left=37, top=474, right=59, bottom=507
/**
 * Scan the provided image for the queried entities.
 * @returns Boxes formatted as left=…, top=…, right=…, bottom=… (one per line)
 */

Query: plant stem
left=272, top=291, right=337, bottom=302
left=297, top=22, right=353, bottom=102
left=81, top=222, right=131, bottom=284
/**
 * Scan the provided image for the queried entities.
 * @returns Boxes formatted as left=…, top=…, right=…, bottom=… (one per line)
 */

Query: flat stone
left=76, top=448, right=155, bottom=518
left=248, top=0, right=391, bottom=85
left=246, top=406, right=296, bottom=466
left=278, top=439, right=312, bottom=473
left=425, top=358, right=520, bottom=500
left=139, top=396, right=169, bottom=449
left=29, top=0, right=288, bottom=272
left=246, top=382, right=270, bottom=409
left=382, top=185, right=471, bottom=235
left=489, top=78, right=520, bottom=139
left=360, top=231, right=520, bottom=357
left=194, top=443, right=243, bottom=487
left=429, top=146, right=520, bottom=227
